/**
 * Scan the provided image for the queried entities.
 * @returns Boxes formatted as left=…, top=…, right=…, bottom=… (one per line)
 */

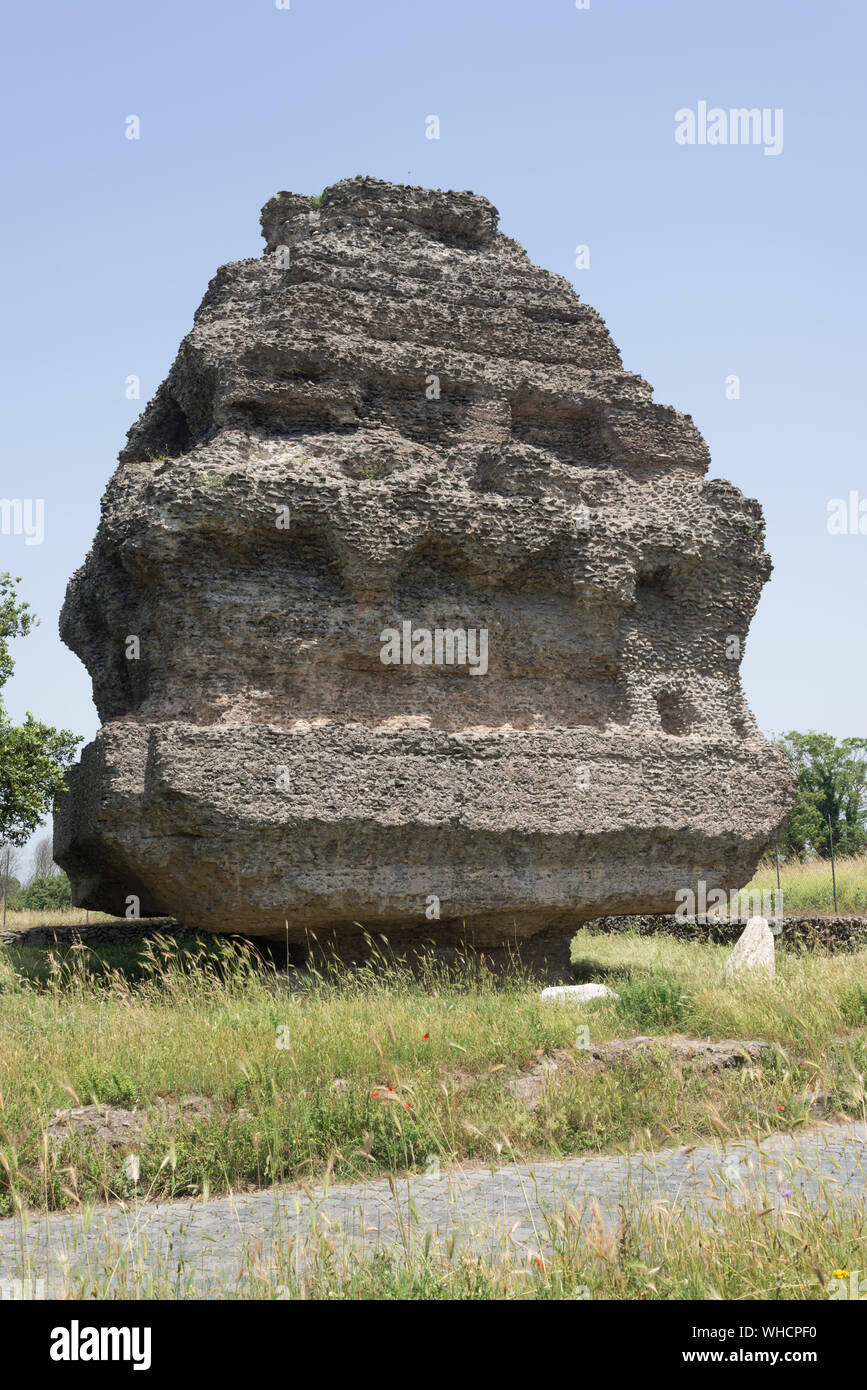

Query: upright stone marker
left=724, top=916, right=776, bottom=978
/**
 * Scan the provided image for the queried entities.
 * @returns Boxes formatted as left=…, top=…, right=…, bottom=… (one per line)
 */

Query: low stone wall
left=0, top=918, right=194, bottom=948
left=580, top=914, right=867, bottom=951
left=3, top=913, right=865, bottom=956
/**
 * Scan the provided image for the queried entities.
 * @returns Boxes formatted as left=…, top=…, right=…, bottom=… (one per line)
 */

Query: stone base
left=259, top=923, right=577, bottom=985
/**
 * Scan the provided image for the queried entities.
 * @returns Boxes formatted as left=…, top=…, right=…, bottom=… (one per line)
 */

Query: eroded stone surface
left=55, top=176, right=794, bottom=948
left=505, top=1036, right=781, bottom=1109
left=586, top=1035, right=775, bottom=1071
left=46, top=1096, right=220, bottom=1148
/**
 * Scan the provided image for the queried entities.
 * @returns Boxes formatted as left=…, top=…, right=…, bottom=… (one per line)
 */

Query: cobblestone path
left=0, top=1123, right=863, bottom=1297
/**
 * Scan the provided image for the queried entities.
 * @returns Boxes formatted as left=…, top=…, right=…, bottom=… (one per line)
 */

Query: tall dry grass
left=0, top=907, right=124, bottom=930
left=740, top=853, right=867, bottom=915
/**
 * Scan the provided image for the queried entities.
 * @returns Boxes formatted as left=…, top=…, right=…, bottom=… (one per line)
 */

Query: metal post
left=775, top=844, right=781, bottom=893
left=2, top=848, right=9, bottom=928
left=828, top=814, right=838, bottom=914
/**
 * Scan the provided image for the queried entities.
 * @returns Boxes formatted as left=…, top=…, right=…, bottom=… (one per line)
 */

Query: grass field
left=739, top=853, right=867, bottom=915
left=1, top=930, right=864, bottom=1215
left=1, top=928, right=865, bottom=1298
left=0, top=907, right=124, bottom=930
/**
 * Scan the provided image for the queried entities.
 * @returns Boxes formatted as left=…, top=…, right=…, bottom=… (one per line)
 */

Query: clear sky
left=2, top=0, right=864, bottom=858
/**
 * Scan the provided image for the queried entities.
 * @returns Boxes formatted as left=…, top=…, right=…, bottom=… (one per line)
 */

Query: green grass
left=739, top=852, right=867, bottom=915
left=612, top=973, right=694, bottom=1030
left=0, top=929, right=864, bottom=1224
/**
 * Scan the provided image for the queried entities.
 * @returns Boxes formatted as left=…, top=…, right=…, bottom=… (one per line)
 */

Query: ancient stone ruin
left=55, top=176, right=794, bottom=972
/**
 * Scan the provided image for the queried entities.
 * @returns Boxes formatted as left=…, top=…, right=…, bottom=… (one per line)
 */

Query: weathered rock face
left=55, top=176, right=794, bottom=958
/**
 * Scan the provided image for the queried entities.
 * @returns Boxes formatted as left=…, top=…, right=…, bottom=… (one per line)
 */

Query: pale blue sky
left=1, top=0, right=864, bottom=858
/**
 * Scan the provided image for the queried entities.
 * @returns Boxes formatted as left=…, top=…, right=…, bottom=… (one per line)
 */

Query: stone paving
left=0, top=1123, right=863, bottom=1297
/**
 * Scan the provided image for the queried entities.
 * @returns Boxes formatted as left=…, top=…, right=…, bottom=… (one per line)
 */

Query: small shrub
left=78, top=1061, right=142, bottom=1108
left=13, top=874, right=72, bottom=912
left=614, top=972, right=694, bottom=1031
left=839, top=982, right=867, bottom=1025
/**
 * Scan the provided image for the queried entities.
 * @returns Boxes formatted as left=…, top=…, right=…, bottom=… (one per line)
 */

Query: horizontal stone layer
left=55, top=722, right=793, bottom=939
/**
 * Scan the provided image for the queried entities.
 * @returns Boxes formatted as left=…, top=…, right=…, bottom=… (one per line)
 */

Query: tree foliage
left=776, top=731, right=867, bottom=859
left=0, top=573, right=81, bottom=847
left=13, top=872, right=72, bottom=911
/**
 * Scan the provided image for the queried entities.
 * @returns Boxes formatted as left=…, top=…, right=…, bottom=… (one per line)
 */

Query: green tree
left=776, top=731, right=867, bottom=859
left=0, top=874, right=21, bottom=905
left=0, top=573, right=81, bottom=847
left=13, top=872, right=72, bottom=911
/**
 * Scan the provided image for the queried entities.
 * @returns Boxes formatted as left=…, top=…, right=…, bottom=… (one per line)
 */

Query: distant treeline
left=3, top=872, right=72, bottom=912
